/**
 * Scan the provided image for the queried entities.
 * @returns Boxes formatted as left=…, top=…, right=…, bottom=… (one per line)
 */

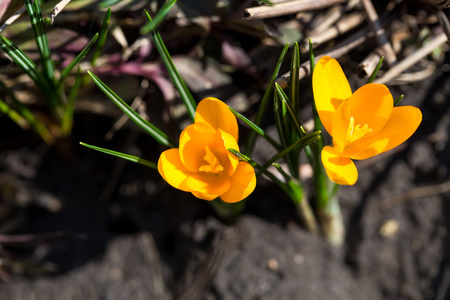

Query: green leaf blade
left=144, top=10, right=196, bottom=122
left=88, top=71, right=175, bottom=148
left=140, top=0, right=178, bottom=34
left=80, top=142, right=157, bottom=169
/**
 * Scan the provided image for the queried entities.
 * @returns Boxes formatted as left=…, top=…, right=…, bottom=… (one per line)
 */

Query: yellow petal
left=158, top=148, right=191, bottom=192
left=191, top=190, right=218, bottom=201
left=213, top=129, right=240, bottom=175
left=195, top=97, right=239, bottom=141
left=312, top=56, right=352, bottom=134
left=321, top=146, right=358, bottom=185
left=345, top=106, right=422, bottom=160
left=186, top=173, right=231, bottom=198
left=179, top=123, right=216, bottom=172
left=346, top=83, right=393, bottom=135
left=220, top=162, right=256, bottom=203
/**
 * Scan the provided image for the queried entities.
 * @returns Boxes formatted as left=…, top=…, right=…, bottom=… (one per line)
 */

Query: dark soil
left=0, top=54, right=450, bottom=300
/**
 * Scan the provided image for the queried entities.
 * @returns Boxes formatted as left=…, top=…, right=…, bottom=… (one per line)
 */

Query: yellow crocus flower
left=158, top=97, right=256, bottom=202
left=313, top=56, right=422, bottom=185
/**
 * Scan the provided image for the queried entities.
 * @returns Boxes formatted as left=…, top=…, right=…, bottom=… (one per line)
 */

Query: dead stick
left=357, top=48, right=383, bottom=78
left=309, top=12, right=365, bottom=47
left=377, top=178, right=450, bottom=210
left=276, top=26, right=373, bottom=88
left=361, top=0, right=397, bottom=66
left=374, top=32, right=447, bottom=84
left=244, top=0, right=347, bottom=20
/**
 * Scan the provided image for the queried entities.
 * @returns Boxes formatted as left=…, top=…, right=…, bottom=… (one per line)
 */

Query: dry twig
left=374, top=32, right=447, bottom=84
left=309, top=12, right=365, bottom=47
left=276, top=25, right=373, bottom=88
left=377, top=179, right=450, bottom=210
left=0, top=4, right=25, bottom=33
left=244, top=0, right=347, bottom=20
left=361, top=0, right=397, bottom=66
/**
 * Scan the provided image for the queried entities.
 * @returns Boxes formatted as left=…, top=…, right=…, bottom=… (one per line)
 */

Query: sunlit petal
left=220, top=162, right=256, bottom=203
left=191, top=190, right=217, bottom=201
left=195, top=97, right=239, bottom=141
left=179, top=123, right=216, bottom=172
left=158, top=148, right=191, bottom=192
left=347, top=83, right=393, bottom=134
left=313, top=56, right=352, bottom=134
left=322, top=146, right=358, bottom=185
left=213, top=129, right=240, bottom=175
left=186, top=173, right=231, bottom=198
left=345, top=106, right=422, bottom=160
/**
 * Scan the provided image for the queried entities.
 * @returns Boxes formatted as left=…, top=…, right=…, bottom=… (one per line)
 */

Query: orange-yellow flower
left=312, top=56, right=422, bottom=185
left=158, top=97, right=256, bottom=203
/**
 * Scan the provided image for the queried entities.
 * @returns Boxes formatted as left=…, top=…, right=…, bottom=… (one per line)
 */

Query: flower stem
left=287, top=179, right=318, bottom=234
left=209, top=198, right=246, bottom=221
left=317, top=183, right=345, bottom=246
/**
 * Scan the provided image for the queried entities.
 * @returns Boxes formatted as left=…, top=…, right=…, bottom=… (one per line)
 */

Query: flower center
left=345, top=116, right=372, bottom=145
left=198, top=146, right=224, bottom=174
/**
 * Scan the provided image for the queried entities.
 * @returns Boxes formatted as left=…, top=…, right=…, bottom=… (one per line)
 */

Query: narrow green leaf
left=60, top=33, right=98, bottom=82
left=272, top=163, right=291, bottom=183
left=80, top=142, right=157, bottom=169
left=25, top=0, right=55, bottom=81
left=88, top=71, right=176, bottom=148
left=394, top=94, right=404, bottom=106
left=0, top=99, right=30, bottom=129
left=0, top=36, right=49, bottom=92
left=245, top=43, right=289, bottom=155
left=228, top=148, right=287, bottom=190
left=229, top=106, right=280, bottom=150
left=275, top=83, right=306, bottom=137
left=289, top=42, right=300, bottom=117
left=91, top=8, right=111, bottom=66
left=0, top=80, right=53, bottom=144
left=144, top=11, right=196, bottom=122
left=367, top=56, right=384, bottom=84
left=263, top=131, right=321, bottom=169
left=61, top=67, right=82, bottom=135
left=256, top=0, right=273, bottom=5
left=309, top=38, right=324, bottom=150
left=141, top=0, right=177, bottom=34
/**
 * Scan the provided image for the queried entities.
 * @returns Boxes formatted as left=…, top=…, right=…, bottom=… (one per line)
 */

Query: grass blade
left=0, top=80, right=53, bottom=143
left=245, top=43, right=289, bottom=155
left=141, top=0, right=177, bottom=34
left=61, top=67, right=82, bottom=135
left=25, top=0, right=55, bottom=81
left=60, top=33, right=99, bottom=83
left=289, top=42, right=300, bottom=118
left=229, top=106, right=280, bottom=150
left=144, top=10, right=196, bottom=122
left=88, top=71, right=175, bottom=148
left=275, top=83, right=306, bottom=137
left=80, top=142, right=157, bottom=169
left=0, top=99, right=30, bottom=129
left=0, top=35, right=49, bottom=92
left=91, top=8, right=111, bottom=66
left=262, top=131, right=321, bottom=169
left=394, top=94, right=404, bottom=106
left=367, top=56, right=384, bottom=84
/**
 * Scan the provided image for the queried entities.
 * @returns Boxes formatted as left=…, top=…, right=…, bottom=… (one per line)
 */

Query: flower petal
left=213, top=129, right=240, bottom=175
left=312, top=56, right=352, bottom=134
left=195, top=97, right=239, bottom=141
left=179, top=123, right=216, bottom=172
left=220, top=162, right=256, bottom=203
left=186, top=173, right=231, bottom=199
left=321, top=146, right=358, bottom=185
left=346, top=83, right=393, bottom=135
left=345, top=106, right=422, bottom=160
left=158, top=148, right=191, bottom=192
